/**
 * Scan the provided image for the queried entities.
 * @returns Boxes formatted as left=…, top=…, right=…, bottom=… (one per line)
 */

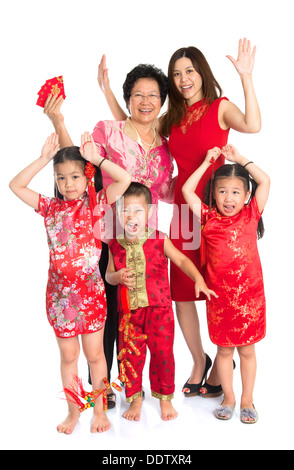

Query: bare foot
left=57, top=410, right=80, bottom=434
left=91, top=409, right=111, bottom=433
left=160, top=400, right=178, bottom=421
left=123, top=396, right=143, bottom=421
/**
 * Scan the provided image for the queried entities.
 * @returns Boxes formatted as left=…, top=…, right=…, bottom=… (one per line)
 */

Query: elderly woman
left=44, top=63, right=175, bottom=409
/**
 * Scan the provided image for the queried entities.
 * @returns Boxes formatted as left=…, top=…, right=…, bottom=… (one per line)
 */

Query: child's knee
left=86, top=348, right=104, bottom=366
left=237, top=345, right=255, bottom=360
left=217, top=346, right=234, bottom=359
left=60, top=347, right=79, bottom=365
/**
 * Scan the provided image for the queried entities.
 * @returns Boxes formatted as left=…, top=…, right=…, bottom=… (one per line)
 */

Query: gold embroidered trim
left=126, top=390, right=144, bottom=403
left=117, top=229, right=154, bottom=310
left=151, top=391, right=174, bottom=401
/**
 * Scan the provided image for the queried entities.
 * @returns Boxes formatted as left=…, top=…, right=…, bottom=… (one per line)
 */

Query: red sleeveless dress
left=168, top=97, right=230, bottom=301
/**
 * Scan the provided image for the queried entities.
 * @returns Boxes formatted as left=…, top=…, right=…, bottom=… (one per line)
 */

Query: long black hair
left=53, top=146, right=103, bottom=199
left=205, top=163, right=264, bottom=239
left=161, top=46, right=222, bottom=137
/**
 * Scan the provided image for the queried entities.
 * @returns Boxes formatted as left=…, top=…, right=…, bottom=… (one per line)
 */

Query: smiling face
left=54, top=160, right=88, bottom=200
left=128, top=78, right=162, bottom=125
left=173, top=57, right=203, bottom=106
left=213, top=176, right=251, bottom=217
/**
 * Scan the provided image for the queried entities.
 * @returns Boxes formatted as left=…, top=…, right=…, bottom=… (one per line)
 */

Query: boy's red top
left=109, top=229, right=172, bottom=311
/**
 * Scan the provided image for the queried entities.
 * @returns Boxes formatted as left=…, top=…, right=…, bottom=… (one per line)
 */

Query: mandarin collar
left=62, top=191, right=87, bottom=205
left=186, top=98, right=205, bottom=111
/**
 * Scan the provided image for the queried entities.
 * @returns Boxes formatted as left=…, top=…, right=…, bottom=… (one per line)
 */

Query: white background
left=1, top=0, right=293, bottom=451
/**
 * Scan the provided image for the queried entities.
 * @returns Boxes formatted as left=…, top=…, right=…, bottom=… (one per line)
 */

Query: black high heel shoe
left=182, top=354, right=212, bottom=397
left=200, top=360, right=236, bottom=398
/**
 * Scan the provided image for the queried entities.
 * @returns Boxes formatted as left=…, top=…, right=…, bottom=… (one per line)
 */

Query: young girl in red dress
left=182, top=144, right=270, bottom=423
left=9, top=132, right=131, bottom=434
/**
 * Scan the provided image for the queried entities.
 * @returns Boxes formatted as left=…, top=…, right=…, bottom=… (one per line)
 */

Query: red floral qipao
left=36, top=190, right=107, bottom=338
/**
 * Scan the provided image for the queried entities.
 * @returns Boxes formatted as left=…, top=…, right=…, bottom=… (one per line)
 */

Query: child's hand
left=118, top=268, right=136, bottom=290
left=41, top=133, right=59, bottom=161
left=195, top=278, right=218, bottom=301
left=221, top=144, right=241, bottom=163
left=205, top=147, right=222, bottom=164
left=80, top=132, right=98, bottom=164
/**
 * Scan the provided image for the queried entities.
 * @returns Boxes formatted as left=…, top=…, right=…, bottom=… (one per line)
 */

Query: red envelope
left=36, top=75, right=66, bottom=107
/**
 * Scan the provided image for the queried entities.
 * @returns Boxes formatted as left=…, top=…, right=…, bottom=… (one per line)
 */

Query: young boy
left=106, top=183, right=217, bottom=421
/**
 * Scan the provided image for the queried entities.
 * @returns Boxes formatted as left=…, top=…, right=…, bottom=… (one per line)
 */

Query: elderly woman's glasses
left=131, top=93, right=160, bottom=103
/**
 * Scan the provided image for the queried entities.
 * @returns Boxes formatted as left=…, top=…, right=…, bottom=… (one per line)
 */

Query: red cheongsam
left=202, top=197, right=266, bottom=347
left=36, top=191, right=107, bottom=338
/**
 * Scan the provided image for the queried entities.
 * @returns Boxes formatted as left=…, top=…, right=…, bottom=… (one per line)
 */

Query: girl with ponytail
left=182, top=144, right=270, bottom=424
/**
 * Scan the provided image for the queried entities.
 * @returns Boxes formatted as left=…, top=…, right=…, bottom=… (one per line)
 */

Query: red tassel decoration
left=119, top=313, right=131, bottom=332
left=117, top=286, right=148, bottom=388
left=85, top=162, right=102, bottom=250
left=200, top=225, right=207, bottom=268
left=200, top=156, right=216, bottom=267
left=121, top=286, right=131, bottom=314
left=208, top=157, right=215, bottom=209
left=62, top=376, right=123, bottom=413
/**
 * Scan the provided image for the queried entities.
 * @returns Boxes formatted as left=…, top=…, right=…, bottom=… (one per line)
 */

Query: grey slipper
left=215, top=403, right=236, bottom=420
left=240, top=405, right=258, bottom=424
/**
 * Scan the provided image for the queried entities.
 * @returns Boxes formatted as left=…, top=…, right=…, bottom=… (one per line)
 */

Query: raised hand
left=226, top=38, right=256, bottom=76
left=97, top=54, right=110, bottom=94
left=41, top=133, right=60, bottom=161
left=9, top=133, right=60, bottom=209
left=204, top=146, right=222, bottom=164
left=221, top=144, right=242, bottom=163
left=44, top=93, right=64, bottom=126
left=80, top=132, right=99, bottom=164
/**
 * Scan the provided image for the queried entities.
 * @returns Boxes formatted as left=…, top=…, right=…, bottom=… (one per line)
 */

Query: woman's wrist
left=103, top=86, right=115, bottom=100
left=52, top=118, right=65, bottom=131
left=239, top=72, right=254, bottom=88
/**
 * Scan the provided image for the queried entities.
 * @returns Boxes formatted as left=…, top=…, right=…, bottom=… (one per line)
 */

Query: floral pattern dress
left=36, top=190, right=107, bottom=338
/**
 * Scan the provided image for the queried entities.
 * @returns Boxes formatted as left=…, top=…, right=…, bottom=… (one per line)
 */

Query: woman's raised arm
left=98, top=54, right=128, bottom=121
left=219, top=38, right=261, bottom=134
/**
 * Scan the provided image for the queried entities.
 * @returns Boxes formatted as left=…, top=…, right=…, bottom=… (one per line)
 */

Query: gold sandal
left=215, top=402, right=236, bottom=420
left=240, top=405, right=258, bottom=424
